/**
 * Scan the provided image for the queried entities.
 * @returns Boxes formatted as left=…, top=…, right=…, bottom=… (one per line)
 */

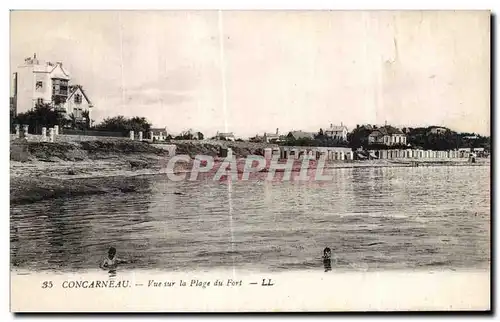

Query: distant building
left=179, top=129, right=203, bottom=140
left=263, top=128, right=280, bottom=143
left=216, top=131, right=235, bottom=141
left=10, top=53, right=94, bottom=123
left=368, top=126, right=407, bottom=146
left=325, top=123, right=348, bottom=141
left=151, top=127, right=168, bottom=141
left=288, top=131, right=315, bottom=140
left=427, top=126, right=448, bottom=135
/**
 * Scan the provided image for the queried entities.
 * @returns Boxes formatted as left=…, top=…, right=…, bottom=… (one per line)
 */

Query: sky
left=10, top=10, right=490, bottom=137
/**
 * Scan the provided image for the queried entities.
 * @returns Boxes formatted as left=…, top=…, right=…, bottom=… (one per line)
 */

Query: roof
left=264, top=133, right=279, bottom=138
left=49, top=63, right=70, bottom=80
left=289, top=131, right=315, bottom=140
left=427, top=126, right=448, bottom=133
left=31, top=62, right=70, bottom=80
left=370, top=126, right=404, bottom=136
left=326, top=125, right=347, bottom=132
left=67, top=85, right=93, bottom=107
left=218, top=132, right=234, bottom=137
left=368, top=130, right=383, bottom=138
left=151, top=127, right=167, bottom=132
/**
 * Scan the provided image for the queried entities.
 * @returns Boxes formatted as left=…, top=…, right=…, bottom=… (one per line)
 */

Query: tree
left=94, top=115, right=152, bottom=135
left=81, top=110, right=91, bottom=129
left=68, top=113, right=77, bottom=129
left=347, top=125, right=373, bottom=149
left=196, top=132, right=204, bottom=140
left=402, top=126, right=490, bottom=151
left=13, top=103, right=66, bottom=134
left=280, top=133, right=316, bottom=146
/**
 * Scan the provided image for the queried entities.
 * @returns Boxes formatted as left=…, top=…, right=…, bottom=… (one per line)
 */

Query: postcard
left=9, top=10, right=490, bottom=312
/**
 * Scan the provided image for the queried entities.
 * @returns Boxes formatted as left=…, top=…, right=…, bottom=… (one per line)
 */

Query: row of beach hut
left=262, top=147, right=471, bottom=161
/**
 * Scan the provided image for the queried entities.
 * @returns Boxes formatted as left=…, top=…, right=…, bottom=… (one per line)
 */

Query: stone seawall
left=170, top=139, right=279, bottom=150
left=10, top=133, right=126, bottom=143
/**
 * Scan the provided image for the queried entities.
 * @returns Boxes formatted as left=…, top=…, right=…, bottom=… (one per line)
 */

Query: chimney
left=33, top=53, right=37, bottom=59
left=330, top=123, right=333, bottom=129
left=276, top=128, right=279, bottom=135
left=341, top=122, right=343, bottom=127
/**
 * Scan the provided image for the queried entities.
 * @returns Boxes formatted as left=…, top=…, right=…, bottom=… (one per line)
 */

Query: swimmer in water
left=323, top=247, right=332, bottom=272
left=99, top=247, right=129, bottom=270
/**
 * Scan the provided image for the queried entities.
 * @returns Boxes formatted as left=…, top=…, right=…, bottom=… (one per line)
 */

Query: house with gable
left=325, top=123, right=348, bottom=141
left=368, top=125, right=407, bottom=146
left=216, top=131, right=236, bottom=141
left=65, top=85, right=94, bottom=126
left=263, top=128, right=281, bottom=143
left=11, top=53, right=94, bottom=126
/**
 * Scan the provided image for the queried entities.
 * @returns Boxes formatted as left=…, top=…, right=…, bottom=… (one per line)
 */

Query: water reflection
left=11, top=166, right=490, bottom=272
left=322, top=247, right=332, bottom=272
left=11, top=179, right=153, bottom=272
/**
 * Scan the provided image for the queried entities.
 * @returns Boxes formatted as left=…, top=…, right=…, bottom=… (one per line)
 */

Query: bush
left=94, top=116, right=152, bottom=136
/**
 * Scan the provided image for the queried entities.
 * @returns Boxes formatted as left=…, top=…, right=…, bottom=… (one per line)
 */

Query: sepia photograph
left=9, top=9, right=491, bottom=312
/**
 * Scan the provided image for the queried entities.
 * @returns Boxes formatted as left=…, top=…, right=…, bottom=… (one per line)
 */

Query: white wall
left=33, top=71, right=52, bottom=103
left=13, top=61, right=71, bottom=115
left=14, top=66, right=35, bottom=114
left=65, top=87, right=92, bottom=118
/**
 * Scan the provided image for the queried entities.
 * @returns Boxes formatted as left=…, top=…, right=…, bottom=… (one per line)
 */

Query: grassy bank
left=10, top=139, right=168, bottom=162
left=168, top=139, right=276, bottom=158
left=10, top=139, right=169, bottom=205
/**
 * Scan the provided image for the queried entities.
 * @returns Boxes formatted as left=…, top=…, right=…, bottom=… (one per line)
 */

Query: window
left=60, top=85, right=68, bottom=95
left=52, top=79, right=68, bottom=96
left=36, top=81, right=43, bottom=90
left=74, top=94, right=82, bottom=104
left=36, top=98, right=44, bottom=105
